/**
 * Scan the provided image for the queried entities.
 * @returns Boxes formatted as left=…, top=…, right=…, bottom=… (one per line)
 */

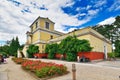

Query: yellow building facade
left=24, top=16, right=112, bottom=59
left=26, top=16, right=64, bottom=53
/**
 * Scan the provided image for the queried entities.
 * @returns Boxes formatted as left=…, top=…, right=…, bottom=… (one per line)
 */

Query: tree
left=9, top=38, right=16, bottom=56
left=92, top=15, right=120, bottom=53
left=27, top=44, right=39, bottom=58
left=19, top=44, right=24, bottom=50
left=45, top=44, right=50, bottom=54
left=15, top=37, right=20, bottom=49
left=58, top=36, right=73, bottom=54
left=0, top=45, right=10, bottom=57
left=0, top=37, right=21, bottom=57
left=1, top=45, right=10, bottom=54
left=45, top=43, right=58, bottom=59
left=114, top=40, right=120, bottom=57
left=58, top=36, right=92, bottom=61
left=9, top=37, right=20, bottom=56
left=45, top=36, right=92, bottom=61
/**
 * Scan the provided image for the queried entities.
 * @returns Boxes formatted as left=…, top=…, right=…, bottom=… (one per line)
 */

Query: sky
left=0, top=0, right=120, bottom=45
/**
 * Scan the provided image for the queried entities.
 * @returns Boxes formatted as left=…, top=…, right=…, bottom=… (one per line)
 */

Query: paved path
left=94, top=60, right=120, bottom=68
left=34, top=59, right=120, bottom=80
left=0, top=72, right=8, bottom=80
left=0, top=57, right=37, bottom=80
left=0, top=57, right=120, bottom=80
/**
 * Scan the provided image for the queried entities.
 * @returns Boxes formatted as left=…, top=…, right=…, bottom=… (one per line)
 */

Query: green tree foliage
left=108, top=52, right=115, bottom=58
left=114, top=40, right=120, bottom=57
left=9, top=37, right=20, bottom=56
left=15, top=37, right=20, bottom=49
left=9, top=38, right=15, bottom=55
left=45, top=43, right=58, bottom=59
left=92, top=16, right=120, bottom=54
left=45, top=44, right=50, bottom=54
left=0, top=37, right=21, bottom=57
left=27, top=44, right=39, bottom=58
left=58, top=36, right=73, bottom=54
left=114, top=16, right=120, bottom=27
left=0, top=45, right=10, bottom=57
left=59, top=36, right=92, bottom=61
left=0, top=45, right=9, bottom=54
left=19, top=44, right=24, bottom=50
left=45, top=36, right=92, bottom=61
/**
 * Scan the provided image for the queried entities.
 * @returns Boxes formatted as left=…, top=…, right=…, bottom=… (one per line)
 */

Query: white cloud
left=88, top=9, right=99, bottom=16
left=108, top=0, right=120, bottom=11
left=0, top=0, right=98, bottom=44
left=86, top=5, right=92, bottom=10
left=98, top=17, right=115, bottom=25
left=94, top=0, right=107, bottom=8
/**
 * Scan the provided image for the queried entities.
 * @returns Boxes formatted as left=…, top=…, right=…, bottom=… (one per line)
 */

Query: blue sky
left=0, top=0, right=120, bottom=45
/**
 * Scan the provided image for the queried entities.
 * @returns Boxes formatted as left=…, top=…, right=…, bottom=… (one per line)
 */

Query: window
left=36, top=22, right=38, bottom=28
left=45, top=22, right=49, bottom=29
left=50, top=35, right=53, bottom=39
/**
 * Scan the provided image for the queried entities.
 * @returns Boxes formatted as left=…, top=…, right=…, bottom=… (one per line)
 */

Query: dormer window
left=45, top=22, right=49, bottom=29
left=36, top=22, right=38, bottom=28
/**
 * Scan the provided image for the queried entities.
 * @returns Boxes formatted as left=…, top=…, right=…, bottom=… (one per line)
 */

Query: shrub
left=22, top=60, right=41, bottom=71
left=66, top=52, right=77, bottom=61
left=45, top=43, right=58, bottom=59
left=115, top=52, right=120, bottom=57
left=45, top=36, right=92, bottom=61
left=27, top=45, right=39, bottom=58
left=58, top=36, right=92, bottom=61
left=36, top=65, right=67, bottom=78
left=12, top=58, right=68, bottom=78
left=108, top=52, right=115, bottom=58
left=36, top=67, right=50, bottom=78
left=21, top=59, right=68, bottom=78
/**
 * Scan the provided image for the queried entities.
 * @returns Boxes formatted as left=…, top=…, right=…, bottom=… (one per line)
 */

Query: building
left=25, top=16, right=64, bottom=53
left=22, top=16, right=112, bottom=59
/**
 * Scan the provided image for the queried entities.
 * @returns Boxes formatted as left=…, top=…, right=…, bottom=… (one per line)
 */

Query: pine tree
left=9, top=38, right=15, bottom=56
left=15, top=36, right=20, bottom=50
left=9, top=37, right=20, bottom=56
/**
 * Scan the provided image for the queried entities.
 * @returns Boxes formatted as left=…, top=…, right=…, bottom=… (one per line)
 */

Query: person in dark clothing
left=0, top=55, right=2, bottom=63
left=1, top=56, right=4, bottom=63
left=0, top=55, right=4, bottom=63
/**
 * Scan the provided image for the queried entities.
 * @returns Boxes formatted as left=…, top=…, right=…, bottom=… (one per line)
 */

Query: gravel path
left=0, top=57, right=120, bottom=80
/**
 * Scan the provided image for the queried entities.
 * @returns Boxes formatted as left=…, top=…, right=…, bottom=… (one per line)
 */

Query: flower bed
left=12, top=58, right=68, bottom=79
left=12, top=57, right=27, bottom=64
left=22, top=60, right=68, bottom=78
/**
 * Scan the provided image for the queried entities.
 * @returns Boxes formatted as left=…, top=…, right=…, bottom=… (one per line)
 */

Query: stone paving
left=0, top=72, right=8, bottom=80
left=0, top=57, right=37, bottom=80
left=0, top=57, right=120, bottom=80
left=34, top=59, right=120, bottom=80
